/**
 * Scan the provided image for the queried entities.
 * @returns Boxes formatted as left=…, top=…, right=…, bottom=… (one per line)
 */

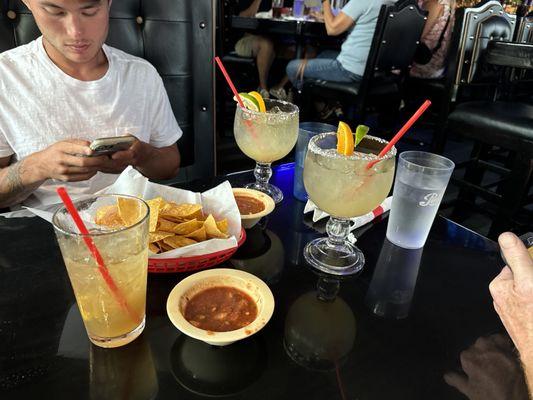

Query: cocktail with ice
left=303, top=131, right=396, bottom=275
left=234, top=99, right=299, bottom=203
left=53, top=194, right=149, bottom=348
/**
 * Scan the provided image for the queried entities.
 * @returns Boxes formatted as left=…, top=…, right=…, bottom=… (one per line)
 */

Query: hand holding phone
left=89, top=135, right=136, bottom=156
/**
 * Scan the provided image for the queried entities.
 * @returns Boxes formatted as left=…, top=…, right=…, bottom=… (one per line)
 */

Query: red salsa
left=235, top=195, right=265, bottom=215
left=184, top=286, right=258, bottom=332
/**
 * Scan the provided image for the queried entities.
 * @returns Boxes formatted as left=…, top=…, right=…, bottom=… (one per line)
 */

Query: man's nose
left=65, top=13, right=84, bottom=39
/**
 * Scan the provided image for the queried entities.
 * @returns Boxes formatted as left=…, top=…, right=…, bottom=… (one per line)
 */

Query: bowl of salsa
left=232, top=188, right=275, bottom=229
left=166, top=268, right=275, bottom=346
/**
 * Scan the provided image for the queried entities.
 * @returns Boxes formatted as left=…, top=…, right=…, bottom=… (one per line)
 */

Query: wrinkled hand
left=31, top=139, right=109, bottom=182
left=489, top=232, right=533, bottom=366
left=444, top=334, right=529, bottom=400
left=92, top=139, right=154, bottom=175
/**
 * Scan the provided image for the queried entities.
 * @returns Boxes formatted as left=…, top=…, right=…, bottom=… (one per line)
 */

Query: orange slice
left=336, top=121, right=354, bottom=156
left=248, top=91, right=267, bottom=113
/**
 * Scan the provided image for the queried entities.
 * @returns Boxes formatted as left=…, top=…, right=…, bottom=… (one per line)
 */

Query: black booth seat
left=447, top=101, right=533, bottom=153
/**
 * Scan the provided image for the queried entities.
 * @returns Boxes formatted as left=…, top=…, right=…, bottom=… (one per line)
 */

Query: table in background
left=231, top=16, right=343, bottom=57
left=0, top=164, right=515, bottom=399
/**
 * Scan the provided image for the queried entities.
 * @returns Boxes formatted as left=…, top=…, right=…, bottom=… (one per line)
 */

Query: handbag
left=414, top=14, right=451, bottom=65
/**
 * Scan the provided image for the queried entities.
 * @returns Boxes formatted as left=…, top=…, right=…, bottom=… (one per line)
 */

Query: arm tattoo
left=4, top=160, right=25, bottom=195
left=0, top=159, right=37, bottom=207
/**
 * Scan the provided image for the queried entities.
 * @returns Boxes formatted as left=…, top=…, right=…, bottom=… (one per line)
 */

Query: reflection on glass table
left=170, top=334, right=266, bottom=397
left=284, top=277, right=356, bottom=370
left=230, top=222, right=285, bottom=284
left=444, top=334, right=529, bottom=400
left=89, top=336, right=158, bottom=400
left=365, top=239, right=423, bottom=319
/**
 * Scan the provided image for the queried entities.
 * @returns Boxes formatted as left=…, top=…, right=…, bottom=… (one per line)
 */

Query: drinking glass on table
left=386, top=151, right=454, bottom=249
left=53, top=194, right=149, bottom=348
left=272, top=0, right=284, bottom=18
left=234, top=99, right=299, bottom=204
left=303, top=133, right=396, bottom=275
left=293, top=122, right=336, bottom=201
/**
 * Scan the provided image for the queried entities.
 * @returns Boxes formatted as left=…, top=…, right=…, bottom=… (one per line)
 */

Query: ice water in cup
left=386, top=151, right=454, bottom=249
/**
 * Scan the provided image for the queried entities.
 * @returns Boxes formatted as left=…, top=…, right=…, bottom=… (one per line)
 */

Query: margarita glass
left=234, top=99, right=299, bottom=203
left=303, top=132, right=396, bottom=275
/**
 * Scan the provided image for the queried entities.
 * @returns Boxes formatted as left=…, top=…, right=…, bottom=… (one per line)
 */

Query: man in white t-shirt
left=0, top=0, right=182, bottom=208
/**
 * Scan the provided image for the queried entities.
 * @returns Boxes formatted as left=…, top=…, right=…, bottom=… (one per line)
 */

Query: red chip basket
left=148, top=228, right=247, bottom=273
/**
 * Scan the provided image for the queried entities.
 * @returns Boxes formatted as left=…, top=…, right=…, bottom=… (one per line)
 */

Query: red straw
left=366, top=100, right=432, bottom=169
left=56, top=187, right=139, bottom=324
left=215, top=56, right=245, bottom=109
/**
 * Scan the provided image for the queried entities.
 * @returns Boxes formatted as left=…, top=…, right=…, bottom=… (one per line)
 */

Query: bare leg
left=252, top=36, right=275, bottom=91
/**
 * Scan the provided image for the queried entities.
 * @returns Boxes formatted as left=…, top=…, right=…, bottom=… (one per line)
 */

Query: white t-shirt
left=0, top=36, right=182, bottom=208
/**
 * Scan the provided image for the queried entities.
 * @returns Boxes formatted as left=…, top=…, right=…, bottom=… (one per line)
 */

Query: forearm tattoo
left=0, top=159, right=32, bottom=206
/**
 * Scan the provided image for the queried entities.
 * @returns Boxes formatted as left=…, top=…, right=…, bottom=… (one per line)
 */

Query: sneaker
left=269, top=87, right=287, bottom=100
left=258, top=88, right=270, bottom=99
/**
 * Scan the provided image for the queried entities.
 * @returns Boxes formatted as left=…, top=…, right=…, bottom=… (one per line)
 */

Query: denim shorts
left=286, top=51, right=362, bottom=89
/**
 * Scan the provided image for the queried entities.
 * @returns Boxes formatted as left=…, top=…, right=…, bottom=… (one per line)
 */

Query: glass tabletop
left=0, top=164, right=522, bottom=400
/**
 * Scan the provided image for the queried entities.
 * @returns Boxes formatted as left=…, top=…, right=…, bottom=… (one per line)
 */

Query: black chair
left=516, top=10, right=532, bottom=44
left=301, top=0, right=426, bottom=128
left=445, top=40, right=533, bottom=238
left=0, top=0, right=216, bottom=183
left=426, top=0, right=516, bottom=153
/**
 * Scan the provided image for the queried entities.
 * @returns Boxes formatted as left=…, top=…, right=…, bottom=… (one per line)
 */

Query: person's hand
left=489, top=232, right=533, bottom=365
left=91, top=139, right=154, bottom=175
left=310, top=10, right=324, bottom=21
left=29, top=139, right=109, bottom=182
left=444, top=334, right=529, bottom=400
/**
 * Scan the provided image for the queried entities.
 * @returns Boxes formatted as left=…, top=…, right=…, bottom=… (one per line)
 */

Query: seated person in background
left=0, top=0, right=181, bottom=209
left=489, top=232, right=533, bottom=396
left=235, top=0, right=291, bottom=100
left=286, top=0, right=396, bottom=88
left=410, top=0, right=455, bottom=79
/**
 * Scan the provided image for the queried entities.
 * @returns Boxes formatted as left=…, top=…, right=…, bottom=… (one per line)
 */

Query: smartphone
left=89, top=136, right=136, bottom=156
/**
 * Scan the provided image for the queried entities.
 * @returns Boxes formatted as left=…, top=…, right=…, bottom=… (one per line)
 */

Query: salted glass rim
left=308, top=132, right=397, bottom=161
left=237, top=98, right=299, bottom=118
left=52, top=193, right=149, bottom=237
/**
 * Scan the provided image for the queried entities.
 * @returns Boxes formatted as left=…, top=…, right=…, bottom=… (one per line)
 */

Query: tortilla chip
left=173, top=219, right=202, bottom=235
left=118, top=197, right=143, bottom=227
left=149, top=243, right=160, bottom=254
left=146, top=197, right=164, bottom=233
left=185, top=225, right=206, bottom=241
left=204, top=214, right=229, bottom=239
left=216, top=219, right=229, bottom=234
left=149, top=231, right=174, bottom=243
left=159, top=242, right=175, bottom=252
left=160, top=203, right=203, bottom=219
left=95, top=205, right=124, bottom=228
left=157, top=218, right=179, bottom=233
left=162, top=235, right=197, bottom=249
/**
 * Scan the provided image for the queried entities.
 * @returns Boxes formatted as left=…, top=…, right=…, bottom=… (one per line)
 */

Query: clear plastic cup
left=386, top=151, right=455, bottom=249
left=293, top=122, right=336, bottom=202
left=53, top=194, right=149, bottom=348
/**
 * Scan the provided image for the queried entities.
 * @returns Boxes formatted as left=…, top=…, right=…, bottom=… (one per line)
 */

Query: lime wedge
left=233, top=92, right=260, bottom=111
left=248, top=91, right=266, bottom=112
left=355, top=125, right=369, bottom=146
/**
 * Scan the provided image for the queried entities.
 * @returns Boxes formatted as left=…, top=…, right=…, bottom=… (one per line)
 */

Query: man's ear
left=108, top=0, right=113, bottom=10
